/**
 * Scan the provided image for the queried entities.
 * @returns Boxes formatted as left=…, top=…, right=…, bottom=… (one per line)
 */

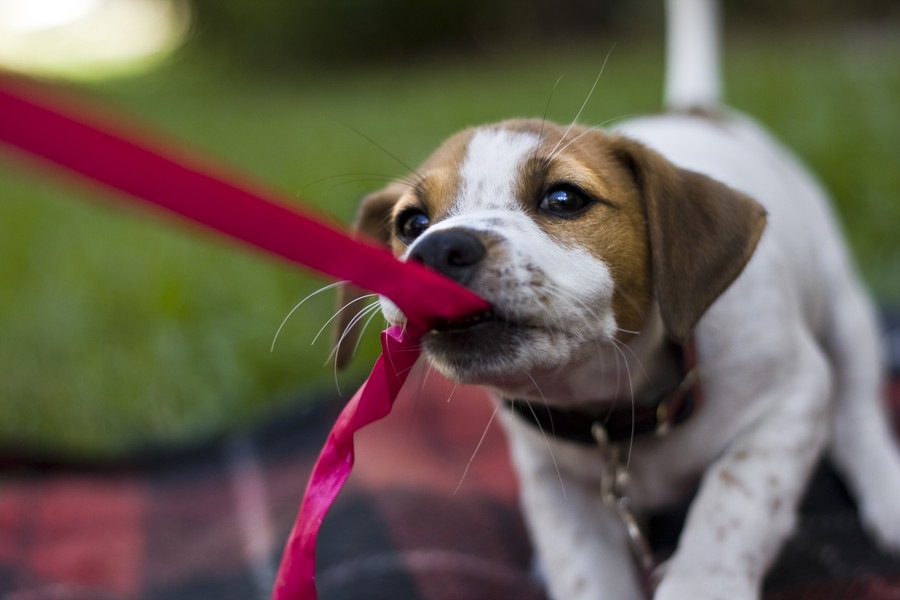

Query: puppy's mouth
left=422, top=306, right=542, bottom=371
left=430, top=309, right=506, bottom=334
left=420, top=305, right=557, bottom=385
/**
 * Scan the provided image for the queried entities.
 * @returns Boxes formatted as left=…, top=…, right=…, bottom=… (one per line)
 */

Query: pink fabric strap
left=272, top=325, right=421, bottom=599
left=0, top=76, right=489, bottom=600
left=0, top=77, right=488, bottom=333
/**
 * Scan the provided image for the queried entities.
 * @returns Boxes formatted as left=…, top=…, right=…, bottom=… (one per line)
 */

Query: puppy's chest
left=506, top=411, right=704, bottom=510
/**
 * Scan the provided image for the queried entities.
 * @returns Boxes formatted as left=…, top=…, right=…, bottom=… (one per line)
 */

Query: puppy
left=336, top=0, right=900, bottom=598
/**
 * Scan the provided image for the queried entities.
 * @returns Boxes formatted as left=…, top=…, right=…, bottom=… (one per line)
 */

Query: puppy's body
left=504, top=114, right=900, bottom=600
left=337, top=1, right=900, bottom=598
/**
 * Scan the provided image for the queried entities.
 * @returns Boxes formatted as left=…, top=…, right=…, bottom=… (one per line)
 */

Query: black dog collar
left=503, top=340, right=702, bottom=446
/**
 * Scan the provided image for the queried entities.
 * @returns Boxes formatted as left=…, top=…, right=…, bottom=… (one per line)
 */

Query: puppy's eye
left=396, top=208, right=431, bottom=243
left=540, top=185, right=592, bottom=217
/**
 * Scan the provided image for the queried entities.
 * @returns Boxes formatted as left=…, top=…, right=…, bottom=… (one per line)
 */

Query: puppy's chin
left=420, top=320, right=590, bottom=387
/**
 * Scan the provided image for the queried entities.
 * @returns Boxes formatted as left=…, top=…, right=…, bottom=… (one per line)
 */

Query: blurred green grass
left=1, top=28, right=898, bottom=460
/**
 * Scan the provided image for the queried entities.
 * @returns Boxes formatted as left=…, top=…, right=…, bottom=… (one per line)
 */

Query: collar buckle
left=654, top=364, right=702, bottom=437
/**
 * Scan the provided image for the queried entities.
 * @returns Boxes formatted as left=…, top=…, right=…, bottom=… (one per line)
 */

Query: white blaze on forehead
left=454, top=128, right=540, bottom=214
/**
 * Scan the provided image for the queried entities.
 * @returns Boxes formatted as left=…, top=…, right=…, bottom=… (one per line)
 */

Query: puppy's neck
left=494, top=306, right=677, bottom=410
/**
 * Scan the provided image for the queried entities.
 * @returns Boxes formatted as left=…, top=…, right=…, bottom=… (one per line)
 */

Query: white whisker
left=271, top=281, right=347, bottom=352
left=327, top=301, right=382, bottom=366
left=453, top=403, right=500, bottom=495
left=610, top=339, right=637, bottom=471
left=613, top=336, right=653, bottom=391
left=328, top=302, right=383, bottom=397
left=533, top=73, right=566, bottom=162
left=525, top=373, right=567, bottom=499
left=550, top=112, right=640, bottom=163
left=615, top=287, right=645, bottom=319
left=550, top=124, right=604, bottom=161
left=445, top=380, right=460, bottom=404
left=616, top=327, right=641, bottom=336
left=351, top=307, right=385, bottom=358
left=548, top=44, right=617, bottom=159
left=313, top=293, right=378, bottom=347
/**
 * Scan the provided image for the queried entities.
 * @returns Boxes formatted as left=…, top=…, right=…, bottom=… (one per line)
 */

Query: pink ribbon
left=272, top=324, right=422, bottom=599
left=0, top=75, right=490, bottom=599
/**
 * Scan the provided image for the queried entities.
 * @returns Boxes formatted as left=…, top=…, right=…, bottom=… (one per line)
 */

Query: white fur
left=498, top=119, right=900, bottom=600
left=454, top=128, right=540, bottom=214
left=496, top=5, right=900, bottom=600
left=379, top=3, right=900, bottom=599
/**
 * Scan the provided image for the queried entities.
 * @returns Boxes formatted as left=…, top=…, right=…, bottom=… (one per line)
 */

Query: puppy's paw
left=860, top=487, right=900, bottom=553
left=653, top=573, right=756, bottom=600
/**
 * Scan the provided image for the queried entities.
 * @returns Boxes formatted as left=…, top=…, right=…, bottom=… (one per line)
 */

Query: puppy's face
left=382, top=121, right=652, bottom=388
left=339, top=119, right=766, bottom=399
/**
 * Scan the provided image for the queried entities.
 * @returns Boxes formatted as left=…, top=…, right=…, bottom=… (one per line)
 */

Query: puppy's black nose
left=408, top=230, right=485, bottom=286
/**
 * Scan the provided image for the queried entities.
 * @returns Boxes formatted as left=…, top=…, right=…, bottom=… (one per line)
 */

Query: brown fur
left=611, top=136, right=767, bottom=342
left=333, top=184, right=404, bottom=369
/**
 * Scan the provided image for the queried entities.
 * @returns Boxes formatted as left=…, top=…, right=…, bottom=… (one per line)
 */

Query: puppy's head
left=336, top=119, right=765, bottom=393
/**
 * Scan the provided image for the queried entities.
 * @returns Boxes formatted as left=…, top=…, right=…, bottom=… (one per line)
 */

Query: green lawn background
left=1, top=29, right=897, bottom=460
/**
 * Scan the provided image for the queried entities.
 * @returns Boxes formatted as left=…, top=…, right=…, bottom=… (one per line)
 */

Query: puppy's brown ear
left=333, top=184, right=404, bottom=369
left=613, top=137, right=767, bottom=343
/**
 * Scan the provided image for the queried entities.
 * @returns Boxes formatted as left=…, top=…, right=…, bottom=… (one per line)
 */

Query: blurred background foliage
left=188, top=0, right=898, bottom=67
left=0, top=0, right=898, bottom=462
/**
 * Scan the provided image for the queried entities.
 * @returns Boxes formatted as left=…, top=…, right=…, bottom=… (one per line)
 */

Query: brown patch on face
left=548, top=143, right=651, bottom=335
left=335, top=129, right=473, bottom=368
left=387, top=129, right=475, bottom=255
left=506, top=120, right=654, bottom=335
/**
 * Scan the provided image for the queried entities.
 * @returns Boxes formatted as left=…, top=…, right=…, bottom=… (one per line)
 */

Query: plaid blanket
left=3, top=321, right=900, bottom=600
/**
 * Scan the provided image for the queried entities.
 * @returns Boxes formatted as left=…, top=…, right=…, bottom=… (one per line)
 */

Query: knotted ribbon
left=0, top=75, right=490, bottom=599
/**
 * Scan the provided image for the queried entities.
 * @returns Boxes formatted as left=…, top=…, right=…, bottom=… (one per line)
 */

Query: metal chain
left=591, top=423, right=658, bottom=590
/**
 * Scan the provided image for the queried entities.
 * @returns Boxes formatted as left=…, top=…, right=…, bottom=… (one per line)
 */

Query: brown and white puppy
left=335, top=1, right=900, bottom=598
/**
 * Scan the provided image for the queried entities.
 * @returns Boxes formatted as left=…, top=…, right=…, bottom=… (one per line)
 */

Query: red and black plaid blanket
left=3, top=318, right=900, bottom=600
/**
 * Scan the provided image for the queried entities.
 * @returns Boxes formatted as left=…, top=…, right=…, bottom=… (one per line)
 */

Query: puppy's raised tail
left=664, top=0, right=722, bottom=112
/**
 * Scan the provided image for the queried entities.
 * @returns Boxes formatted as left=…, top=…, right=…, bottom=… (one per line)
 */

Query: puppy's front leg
left=655, top=336, right=831, bottom=600
left=505, top=415, right=646, bottom=600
